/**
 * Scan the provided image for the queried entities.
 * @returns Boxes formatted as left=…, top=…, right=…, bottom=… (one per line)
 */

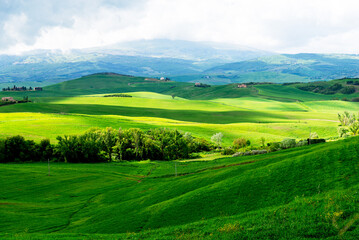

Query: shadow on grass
left=0, top=103, right=292, bottom=124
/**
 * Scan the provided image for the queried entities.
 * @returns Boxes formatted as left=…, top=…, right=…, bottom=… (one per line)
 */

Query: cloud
left=1, top=0, right=359, bottom=54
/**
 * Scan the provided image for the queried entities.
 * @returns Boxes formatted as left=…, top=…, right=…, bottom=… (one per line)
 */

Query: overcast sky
left=1, top=0, right=359, bottom=55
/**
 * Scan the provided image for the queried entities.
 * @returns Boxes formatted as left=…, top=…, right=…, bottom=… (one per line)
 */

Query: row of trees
left=0, top=136, right=53, bottom=163
left=298, top=83, right=356, bottom=95
left=0, top=128, right=214, bottom=163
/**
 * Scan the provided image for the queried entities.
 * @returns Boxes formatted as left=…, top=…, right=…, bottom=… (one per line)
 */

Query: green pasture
left=1, top=137, right=359, bottom=239
left=2, top=74, right=359, bottom=239
left=0, top=92, right=343, bottom=145
left=0, top=74, right=357, bottom=146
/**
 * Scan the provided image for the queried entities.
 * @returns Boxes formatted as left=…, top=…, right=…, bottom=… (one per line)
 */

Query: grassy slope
left=1, top=137, right=359, bottom=239
left=0, top=74, right=357, bottom=145
left=0, top=94, right=341, bottom=144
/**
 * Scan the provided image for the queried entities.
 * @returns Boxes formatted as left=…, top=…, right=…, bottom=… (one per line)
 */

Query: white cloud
left=1, top=0, right=359, bottom=54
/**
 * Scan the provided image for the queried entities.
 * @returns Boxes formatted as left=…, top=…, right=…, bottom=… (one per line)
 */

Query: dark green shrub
left=341, top=86, right=355, bottom=94
left=308, top=138, right=326, bottom=144
left=267, top=142, right=281, bottom=152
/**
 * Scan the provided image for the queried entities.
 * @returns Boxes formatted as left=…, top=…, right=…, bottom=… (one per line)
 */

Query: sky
left=1, top=0, right=359, bottom=55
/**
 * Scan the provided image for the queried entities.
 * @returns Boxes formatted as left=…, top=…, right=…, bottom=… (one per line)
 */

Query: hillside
left=204, top=53, right=359, bottom=84
left=0, top=73, right=259, bottom=99
left=35, top=74, right=359, bottom=101
left=1, top=137, right=358, bottom=239
left=2, top=73, right=359, bottom=144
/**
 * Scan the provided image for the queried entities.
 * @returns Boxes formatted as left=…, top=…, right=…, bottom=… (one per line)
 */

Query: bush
left=341, top=86, right=356, bottom=94
left=280, top=138, right=296, bottom=149
left=309, top=132, right=318, bottom=139
left=351, top=97, right=359, bottom=102
left=308, top=138, right=326, bottom=144
left=296, top=140, right=308, bottom=147
left=233, top=138, right=248, bottom=149
left=267, top=142, right=281, bottom=152
left=222, top=147, right=235, bottom=155
left=190, top=138, right=214, bottom=152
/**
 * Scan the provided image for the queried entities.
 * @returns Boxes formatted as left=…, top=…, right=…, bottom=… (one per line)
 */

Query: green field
left=0, top=74, right=355, bottom=145
left=1, top=73, right=359, bottom=239
left=1, top=137, right=359, bottom=239
left=0, top=93, right=343, bottom=145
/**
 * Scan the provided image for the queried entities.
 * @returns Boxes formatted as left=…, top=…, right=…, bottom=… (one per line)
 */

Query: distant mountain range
left=0, top=39, right=271, bottom=84
left=1, top=39, right=359, bottom=85
left=205, top=53, right=359, bottom=81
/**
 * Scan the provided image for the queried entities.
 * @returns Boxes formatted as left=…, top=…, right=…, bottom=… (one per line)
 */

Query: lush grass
left=0, top=94, right=341, bottom=145
left=1, top=137, right=359, bottom=239
left=2, top=74, right=359, bottom=239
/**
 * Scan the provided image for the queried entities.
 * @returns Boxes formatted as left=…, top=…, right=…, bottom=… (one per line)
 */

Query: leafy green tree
left=337, top=111, right=359, bottom=136
left=349, top=121, right=359, bottom=136
left=100, top=127, right=117, bottom=162
left=338, top=127, right=349, bottom=138
left=37, top=139, right=53, bottom=162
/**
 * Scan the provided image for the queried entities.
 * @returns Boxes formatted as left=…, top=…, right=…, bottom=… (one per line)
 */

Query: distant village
left=2, top=85, right=43, bottom=92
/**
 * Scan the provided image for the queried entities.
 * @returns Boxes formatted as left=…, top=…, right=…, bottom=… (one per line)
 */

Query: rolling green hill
left=1, top=73, right=359, bottom=239
left=1, top=136, right=358, bottom=239
left=1, top=73, right=358, bottom=145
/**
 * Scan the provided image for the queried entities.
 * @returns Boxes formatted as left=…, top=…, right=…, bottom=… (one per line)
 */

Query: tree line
left=0, top=128, right=214, bottom=163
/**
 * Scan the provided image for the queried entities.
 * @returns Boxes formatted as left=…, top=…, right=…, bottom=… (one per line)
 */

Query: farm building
left=2, top=97, right=16, bottom=102
left=238, top=84, right=247, bottom=88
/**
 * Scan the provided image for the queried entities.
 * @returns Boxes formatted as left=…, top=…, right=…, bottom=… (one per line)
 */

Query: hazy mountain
left=204, top=53, right=359, bottom=82
left=0, top=39, right=272, bottom=84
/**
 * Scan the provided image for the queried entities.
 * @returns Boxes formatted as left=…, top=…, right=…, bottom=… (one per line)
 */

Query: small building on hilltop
left=238, top=84, right=247, bottom=88
left=2, top=97, right=16, bottom=102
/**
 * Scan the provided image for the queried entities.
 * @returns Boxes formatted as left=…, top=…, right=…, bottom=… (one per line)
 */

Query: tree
left=338, top=127, right=349, bottom=138
left=171, top=94, right=176, bottom=99
left=349, top=121, right=359, bottom=136
left=337, top=111, right=359, bottom=136
left=211, top=132, right=223, bottom=149
left=100, top=127, right=117, bottom=161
